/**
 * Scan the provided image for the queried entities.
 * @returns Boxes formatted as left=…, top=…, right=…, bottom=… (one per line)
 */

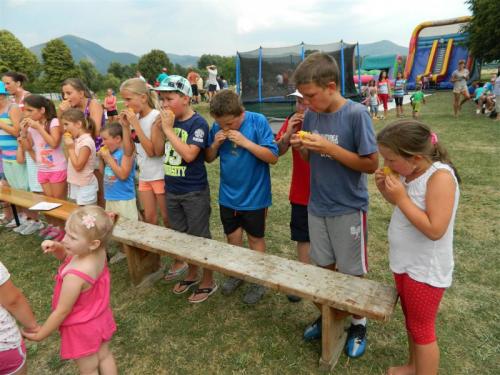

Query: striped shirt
left=0, top=107, right=17, bottom=162
left=394, top=79, right=406, bottom=97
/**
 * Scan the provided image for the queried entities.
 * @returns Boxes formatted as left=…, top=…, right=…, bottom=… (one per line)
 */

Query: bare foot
left=387, top=364, right=415, bottom=375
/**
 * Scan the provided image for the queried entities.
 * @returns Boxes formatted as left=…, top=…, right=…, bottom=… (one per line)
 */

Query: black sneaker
left=286, top=294, right=302, bottom=303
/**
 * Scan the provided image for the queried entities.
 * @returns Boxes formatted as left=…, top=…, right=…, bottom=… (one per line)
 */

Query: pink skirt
left=59, top=309, right=116, bottom=360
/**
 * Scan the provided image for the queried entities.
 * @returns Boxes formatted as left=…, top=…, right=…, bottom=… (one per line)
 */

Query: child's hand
left=23, top=323, right=41, bottom=335
left=21, top=327, right=43, bottom=342
left=213, top=130, right=227, bottom=146
left=59, top=100, right=71, bottom=112
left=301, top=133, right=330, bottom=154
left=289, top=133, right=304, bottom=150
left=28, top=120, right=43, bottom=131
left=226, top=130, right=248, bottom=148
left=285, top=113, right=304, bottom=137
left=159, top=109, right=175, bottom=133
left=374, top=168, right=387, bottom=192
left=63, top=134, right=74, bottom=148
left=119, top=111, right=131, bottom=129
left=41, top=240, right=58, bottom=254
left=98, top=145, right=111, bottom=161
left=384, top=174, right=407, bottom=205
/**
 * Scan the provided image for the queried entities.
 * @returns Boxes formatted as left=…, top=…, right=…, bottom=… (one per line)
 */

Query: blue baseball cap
left=154, top=75, right=192, bottom=97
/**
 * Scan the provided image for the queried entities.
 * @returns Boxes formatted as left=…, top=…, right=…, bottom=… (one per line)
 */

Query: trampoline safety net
left=237, top=42, right=358, bottom=110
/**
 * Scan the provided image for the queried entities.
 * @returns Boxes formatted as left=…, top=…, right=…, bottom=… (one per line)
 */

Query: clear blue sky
left=1, top=0, right=471, bottom=56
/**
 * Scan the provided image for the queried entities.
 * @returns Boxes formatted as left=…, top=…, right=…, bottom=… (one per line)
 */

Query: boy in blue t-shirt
left=206, top=89, right=278, bottom=305
left=99, top=121, right=138, bottom=263
left=152, top=75, right=216, bottom=303
left=290, top=52, right=378, bottom=358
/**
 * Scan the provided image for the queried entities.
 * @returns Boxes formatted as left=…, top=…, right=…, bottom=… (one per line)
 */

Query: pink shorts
left=138, top=179, right=165, bottom=194
left=0, top=341, right=26, bottom=375
left=38, top=170, right=67, bottom=184
left=394, top=273, right=445, bottom=345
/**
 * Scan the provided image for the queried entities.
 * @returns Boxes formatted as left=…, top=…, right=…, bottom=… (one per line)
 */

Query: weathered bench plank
left=0, top=186, right=76, bottom=222
left=113, top=217, right=398, bottom=321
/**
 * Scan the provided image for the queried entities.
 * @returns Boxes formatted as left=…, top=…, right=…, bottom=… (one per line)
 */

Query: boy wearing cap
left=205, top=90, right=279, bottom=305
left=152, top=75, right=216, bottom=303
left=275, top=90, right=311, bottom=303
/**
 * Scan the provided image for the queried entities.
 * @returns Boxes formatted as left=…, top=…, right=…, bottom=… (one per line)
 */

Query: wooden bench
left=1, top=186, right=398, bottom=370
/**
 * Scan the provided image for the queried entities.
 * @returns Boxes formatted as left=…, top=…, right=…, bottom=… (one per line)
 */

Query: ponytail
left=431, top=141, right=461, bottom=183
left=3, top=71, right=28, bottom=85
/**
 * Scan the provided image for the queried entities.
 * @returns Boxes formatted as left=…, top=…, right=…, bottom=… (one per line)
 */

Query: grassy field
left=1, top=92, right=499, bottom=374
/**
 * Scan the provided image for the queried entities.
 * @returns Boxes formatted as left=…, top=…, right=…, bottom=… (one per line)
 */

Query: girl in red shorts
left=375, top=120, right=460, bottom=375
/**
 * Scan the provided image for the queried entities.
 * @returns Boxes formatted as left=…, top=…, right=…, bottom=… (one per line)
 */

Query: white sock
left=351, top=317, right=367, bottom=326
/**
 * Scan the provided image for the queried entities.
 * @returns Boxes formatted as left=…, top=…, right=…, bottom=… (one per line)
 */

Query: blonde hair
left=120, top=78, right=159, bottom=110
left=60, top=108, right=96, bottom=138
left=66, top=206, right=115, bottom=250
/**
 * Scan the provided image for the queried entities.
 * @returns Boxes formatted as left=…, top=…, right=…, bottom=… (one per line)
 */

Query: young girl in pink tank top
left=22, top=206, right=118, bottom=374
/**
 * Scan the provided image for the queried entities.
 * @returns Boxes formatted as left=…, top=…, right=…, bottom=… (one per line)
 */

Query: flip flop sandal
left=188, top=284, right=219, bottom=304
left=173, top=279, right=200, bottom=295
left=164, top=263, right=188, bottom=281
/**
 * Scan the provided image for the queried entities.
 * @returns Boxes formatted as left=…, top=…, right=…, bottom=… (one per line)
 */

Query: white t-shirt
left=207, top=67, right=218, bottom=85
left=388, top=162, right=459, bottom=288
left=135, top=109, right=164, bottom=181
left=0, top=262, right=22, bottom=351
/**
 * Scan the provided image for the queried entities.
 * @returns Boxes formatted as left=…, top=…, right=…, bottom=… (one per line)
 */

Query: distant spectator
left=216, top=75, right=224, bottom=92
left=220, top=75, right=229, bottom=89
left=103, top=88, right=118, bottom=122
left=187, top=69, right=201, bottom=104
left=1, top=71, right=30, bottom=109
left=451, top=59, right=470, bottom=117
left=206, top=65, right=218, bottom=101
left=494, top=68, right=500, bottom=121
left=156, top=67, right=169, bottom=86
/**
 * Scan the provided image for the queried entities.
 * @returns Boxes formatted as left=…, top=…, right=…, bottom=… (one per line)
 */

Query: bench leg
left=123, top=244, right=163, bottom=288
left=11, top=204, right=20, bottom=226
left=319, top=305, right=349, bottom=371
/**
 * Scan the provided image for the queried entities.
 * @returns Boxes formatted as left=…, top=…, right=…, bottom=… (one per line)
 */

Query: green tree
left=41, top=39, right=79, bottom=92
left=0, top=30, right=40, bottom=82
left=465, top=0, right=500, bottom=61
left=173, top=63, right=187, bottom=77
left=79, top=59, right=101, bottom=93
left=100, top=73, right=121, bottom=93
left=197, top=54, right=236, bottom=83
left=108, top=62, right=126, bottom=80
left=137, top=50, right=173, bottom=83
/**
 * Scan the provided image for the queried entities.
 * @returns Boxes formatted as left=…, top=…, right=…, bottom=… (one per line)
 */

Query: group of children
left=363, top=70, right=427, bottom=120
left=1, top=52, right=460, bottom=375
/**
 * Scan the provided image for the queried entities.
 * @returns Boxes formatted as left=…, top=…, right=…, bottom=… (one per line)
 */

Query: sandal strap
left=193, top=286, right=216, bottom=295
left=178, top=279, right=198, bottom=287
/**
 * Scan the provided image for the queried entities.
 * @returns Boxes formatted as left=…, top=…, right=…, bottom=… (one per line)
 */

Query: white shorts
left=69, top=178, right=98, bottom=206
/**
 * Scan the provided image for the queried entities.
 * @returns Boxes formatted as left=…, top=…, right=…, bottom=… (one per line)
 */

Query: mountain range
left=29, top=35, right=408, bottom=74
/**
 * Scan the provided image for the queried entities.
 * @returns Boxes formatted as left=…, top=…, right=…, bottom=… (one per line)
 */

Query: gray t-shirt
left=303, top=100, right=377, bottom=216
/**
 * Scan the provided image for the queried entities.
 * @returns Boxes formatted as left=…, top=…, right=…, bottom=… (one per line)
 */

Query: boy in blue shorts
left=206, top=89, right=278, bottom=305
left=152, top=75, right=216, bottom=303
left=290, top=52, right=378, bottom=358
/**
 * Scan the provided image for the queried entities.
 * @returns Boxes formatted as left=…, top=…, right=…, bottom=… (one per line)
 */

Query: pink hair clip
left=82, top=214, right=97, bottom=229
left=430, top=132, right=438, bottom=145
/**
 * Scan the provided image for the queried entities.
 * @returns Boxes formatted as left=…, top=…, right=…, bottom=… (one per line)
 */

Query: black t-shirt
left=164, top=112, right=209, bottom=194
